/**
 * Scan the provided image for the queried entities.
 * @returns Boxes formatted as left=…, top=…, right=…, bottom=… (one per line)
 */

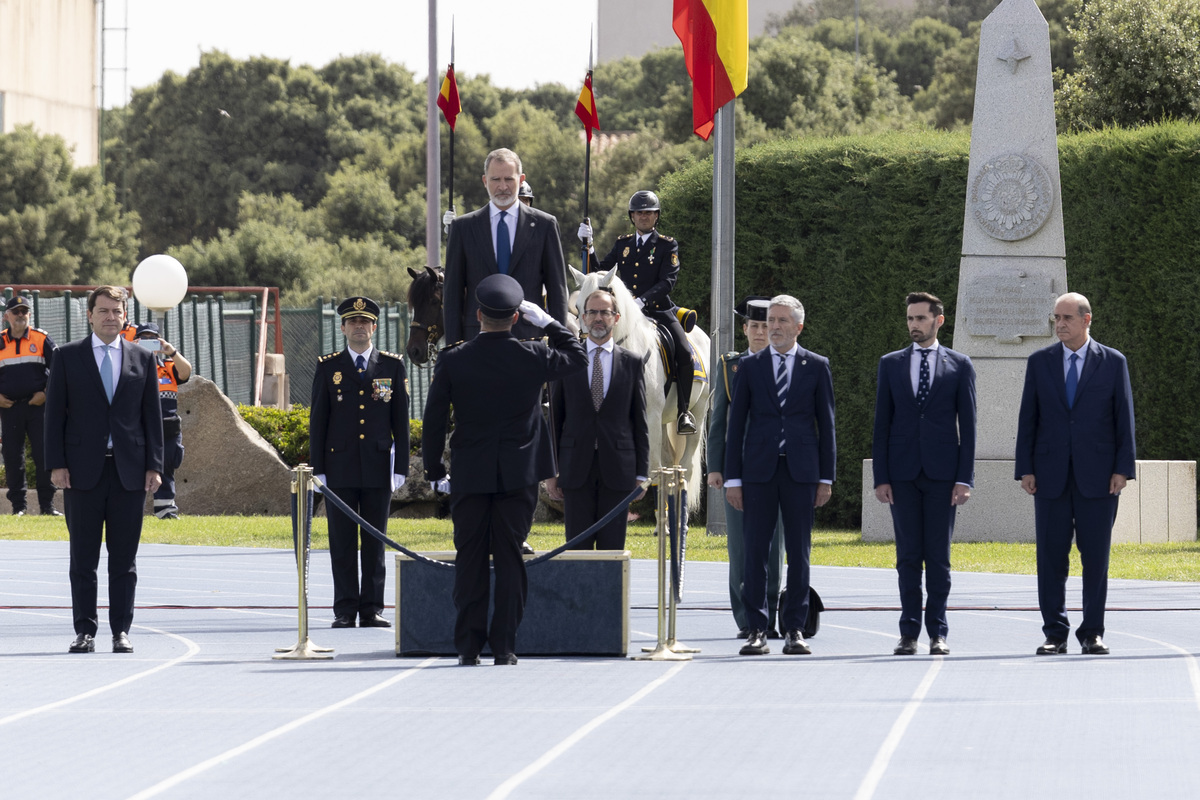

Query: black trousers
left=65, top=458, right=145, bottom=636
left=648, top=309, right=693, bottom=415
left=325, top=486, right=390, bottom=618
left=563, top=450, right=629, bottom=550
left=742, top=458, right=816, bottom=633
left=889, top=471, right=956, bottom=640
left=153, top=419, right=184, bottom=516
left=1, top=401, right=54, bottom=511
left=451, top=484, right=537, bottom=658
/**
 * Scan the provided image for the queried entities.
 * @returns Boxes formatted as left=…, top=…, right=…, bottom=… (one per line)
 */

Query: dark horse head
left=406, top=265, right=444, bottom=365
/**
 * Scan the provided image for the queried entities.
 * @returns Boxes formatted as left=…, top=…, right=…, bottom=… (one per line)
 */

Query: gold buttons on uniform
left=359, top=434, right=365, bottom=439
left=359, top=404, right=365, bottom=409
left=359, top=419, right=365, bottom=425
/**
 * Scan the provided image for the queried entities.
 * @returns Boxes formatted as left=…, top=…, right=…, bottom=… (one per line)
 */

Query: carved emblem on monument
left=997, top=38, right=1032, bottom=73
left=970, top=153, right=1053, bottom=242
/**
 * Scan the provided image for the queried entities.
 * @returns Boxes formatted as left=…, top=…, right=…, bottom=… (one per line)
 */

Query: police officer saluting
left=134, top=323, right=192, bottom=519
left=0, top=295, right=59, bottom=516
left=310, top=296, right=409, bottom=629
left=578, top=190, right=698, bottom=434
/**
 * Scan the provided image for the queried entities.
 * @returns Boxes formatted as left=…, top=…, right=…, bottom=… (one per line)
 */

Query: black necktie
left=497, top=211, right=511, bottom=274
left=916, top=349, right=932, bottom=404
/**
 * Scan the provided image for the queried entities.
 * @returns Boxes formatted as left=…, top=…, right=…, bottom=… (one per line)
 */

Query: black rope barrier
left=312, top=475, right=654, bottom=570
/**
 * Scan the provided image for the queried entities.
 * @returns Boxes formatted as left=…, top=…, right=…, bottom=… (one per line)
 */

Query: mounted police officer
left=578, top=190, right=698, bottom=434
left=518, top=180, right=534, bottom=207
left=134, top=322, right=192, bottom=519
left=0, top=295, right=58, bottom=516
left=310, top=296, right=409, bottom=629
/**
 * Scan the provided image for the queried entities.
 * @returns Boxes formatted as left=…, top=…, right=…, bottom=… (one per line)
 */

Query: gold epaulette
left=658, top=234, right=676, bottom=242
left=616, top=232, right=635, bottom=240
left=318, top=351, right=340, bottom=363
left=379, top=350, right=404, bottom=361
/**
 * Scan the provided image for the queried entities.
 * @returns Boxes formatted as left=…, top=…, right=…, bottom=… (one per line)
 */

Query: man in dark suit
left=872, top=292, right=976, bottom=656
left=423, top=274, right=587, bottom=666
left=707, top=297, right=785, bottom=638
left=310, top=296, right=409, bottom=629
left=725, top=295, right=836, bottom=657
left=546, top=287, right=649, bottom=550
left=44, top=286, right=164, bottom=654
left=1016, top=292, right=1136, bottom=656
left=443, top=148, right=568, bottom=344
left=578, top=190, right=698, bottom=434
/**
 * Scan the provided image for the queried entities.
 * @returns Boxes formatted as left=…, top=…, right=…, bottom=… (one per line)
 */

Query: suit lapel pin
left=801, top=359, right=807, bottom=365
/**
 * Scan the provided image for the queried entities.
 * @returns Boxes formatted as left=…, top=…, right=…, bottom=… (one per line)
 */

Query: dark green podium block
left=394, top=551, right=630, bottom=657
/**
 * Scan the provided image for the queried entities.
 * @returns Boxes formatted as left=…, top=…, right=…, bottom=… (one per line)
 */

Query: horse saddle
left=654, top=324, right=706, bottom=396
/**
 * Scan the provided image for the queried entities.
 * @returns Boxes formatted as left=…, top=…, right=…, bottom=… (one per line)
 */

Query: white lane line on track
left=1115, top=632, right=1200, bottom=714
left=853, top=657, right=943, bottom=800
left=485, top=662, right=688, bottom=800
left=0, top=623, right=200, bottom=727
left=123, top=657, right=438, bottom=800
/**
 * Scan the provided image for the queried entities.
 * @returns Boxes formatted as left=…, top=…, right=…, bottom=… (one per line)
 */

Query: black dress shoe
left=1080, top=635, right=1110, bottom=655
left=113, top=632, right=133, bottom=653
left=331, top=614, right=356, bottom=628
left=68, top=633, right=95, bottom=653
left=520, top=541, right=535, bottom=555
left=782, top=629, right=811, bottom=655
left=677, top=411, right=697, bottom=435
left=41, top=507, right=63, bottom=517
left=457, top=655, right=480, bottom=666
left=1036, top=638, right=1067, bottom=655
left=739, top=629, right=769, bottom=656
left=359, top=612, right=391, bottom=628
left=929, top=637, right=950, bottom=656
left=735, top=628, right=749, bottom=639
left=494, top=653, right=518, bottom=665
left=893, top=636, right=918, bottom=655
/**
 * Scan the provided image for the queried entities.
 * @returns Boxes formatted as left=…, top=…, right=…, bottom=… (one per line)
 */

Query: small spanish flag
left=575, top=71, right=600, bottom=142
left=437, top=64, right=461, bottom=130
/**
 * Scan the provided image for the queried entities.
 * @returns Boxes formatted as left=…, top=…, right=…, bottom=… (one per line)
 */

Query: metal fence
left=3, top=289, right=434, bottom=419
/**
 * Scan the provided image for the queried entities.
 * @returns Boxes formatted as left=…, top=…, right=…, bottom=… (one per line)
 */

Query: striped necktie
left=776, top=353, right=788, bottom=452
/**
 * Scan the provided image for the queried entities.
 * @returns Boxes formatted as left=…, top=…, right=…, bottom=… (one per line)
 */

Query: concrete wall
left=0, top=0, right=98, bottom=166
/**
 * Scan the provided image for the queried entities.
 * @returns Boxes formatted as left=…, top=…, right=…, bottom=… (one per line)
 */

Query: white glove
left=314, top=474, right=327, bottom=494
left=442, top=209, right=456, bottom=234
left=519, top=300, right=554, bottom=328
left=391, top=473, right=406, bottom=492
left=430, top=477, right=451, bottom=494
left=635, top=297, right=646, bottom=310
left=577, top=222, right=593, bottom=242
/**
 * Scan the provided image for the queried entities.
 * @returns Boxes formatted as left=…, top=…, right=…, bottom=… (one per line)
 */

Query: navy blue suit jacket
left=724, top=346, right=836, bottom=484
left=872, top=344, right=976, bottom=487
left=1015, top=339, right=1136, bottom=499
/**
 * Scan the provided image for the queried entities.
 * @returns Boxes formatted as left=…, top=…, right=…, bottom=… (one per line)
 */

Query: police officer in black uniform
left=578, top=190, right=698, bottom=434
left=422, top=274, right=587, bottom=665
left=518, top=180, right=534, bottom=207
left=310, top=296, right=409, bottom=629
left=0, top=295, right=58, bottom=516
left=135, top=323, right=192, bottom=519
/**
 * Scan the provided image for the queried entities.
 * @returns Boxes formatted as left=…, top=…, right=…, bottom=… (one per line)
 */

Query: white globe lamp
left=132, top=254, right=189, bottom=312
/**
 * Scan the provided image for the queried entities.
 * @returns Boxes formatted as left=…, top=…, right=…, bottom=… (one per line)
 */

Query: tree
left=1056, top=0, right=1200, bottom=131
left=912, top=23, right=980, bottom=129
left=0, top=126, right=141, bottom=286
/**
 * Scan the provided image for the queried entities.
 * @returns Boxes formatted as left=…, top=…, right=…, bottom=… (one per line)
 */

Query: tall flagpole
left=447, top=20, right=456, bottom=219
left=707, top=101, right=736, bottom=536
left=581, top=31, right=594, bottom=273
left=425, top=0, right=440, bottom=267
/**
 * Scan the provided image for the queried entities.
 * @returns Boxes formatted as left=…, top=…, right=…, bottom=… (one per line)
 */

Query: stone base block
left=862, top=459, right=1196, bottom=543
left=394, top=550, right=629, bottom=656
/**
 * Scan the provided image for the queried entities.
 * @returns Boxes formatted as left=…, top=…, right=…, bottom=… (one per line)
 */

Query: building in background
left=0, top=0, right=98, bottom=166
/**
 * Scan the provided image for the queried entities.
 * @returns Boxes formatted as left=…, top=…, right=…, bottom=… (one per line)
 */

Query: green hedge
left=661, top=122, right=1200, bottom=526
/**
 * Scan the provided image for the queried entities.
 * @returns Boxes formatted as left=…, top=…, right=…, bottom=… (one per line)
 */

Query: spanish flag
left=673, top=0, right=749, bottom=140
left=437, top=64, right=461, bottom=130
left=575, top=71, right=601, bottom=142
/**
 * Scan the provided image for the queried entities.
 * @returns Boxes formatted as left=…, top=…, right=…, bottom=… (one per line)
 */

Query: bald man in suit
left=443, top=148, right=568, bottom=344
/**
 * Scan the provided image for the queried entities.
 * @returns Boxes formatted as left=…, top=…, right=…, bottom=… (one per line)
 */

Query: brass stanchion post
left=274, top=464, right=334, bottom=660
left=665, top=466, right=699, bottom=654
left=633, top=466, right=691, bottom=661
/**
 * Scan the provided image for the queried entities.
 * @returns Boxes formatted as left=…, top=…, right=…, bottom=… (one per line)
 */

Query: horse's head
left=573, top=267, right=655, bottom=356
left=406, top=265, right=444, bottom=365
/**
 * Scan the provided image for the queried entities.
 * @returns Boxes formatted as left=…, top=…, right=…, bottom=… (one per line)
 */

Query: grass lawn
left=3, top=516, right=1198, bottom=583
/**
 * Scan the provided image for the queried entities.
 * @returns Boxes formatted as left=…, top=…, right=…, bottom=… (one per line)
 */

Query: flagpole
left=580, top=32, right=594, bottom=274
left=447, top=19, right=456, bottom=220
left=425, top=0, right=440, bottom=266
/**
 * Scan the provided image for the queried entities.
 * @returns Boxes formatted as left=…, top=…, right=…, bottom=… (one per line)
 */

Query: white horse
left=569, top=266, right=711, bottom=514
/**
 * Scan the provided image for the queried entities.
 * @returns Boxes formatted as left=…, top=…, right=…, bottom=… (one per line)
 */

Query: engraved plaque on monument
left=961, top=272, right=1057, bottom=343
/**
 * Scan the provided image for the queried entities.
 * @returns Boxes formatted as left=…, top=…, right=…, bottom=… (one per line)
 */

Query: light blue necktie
left=101, top=345, right=115, bottom=402
left=1066, top=352, right=1079, bottom=408
left=496, top=210, right=511, bottom=275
